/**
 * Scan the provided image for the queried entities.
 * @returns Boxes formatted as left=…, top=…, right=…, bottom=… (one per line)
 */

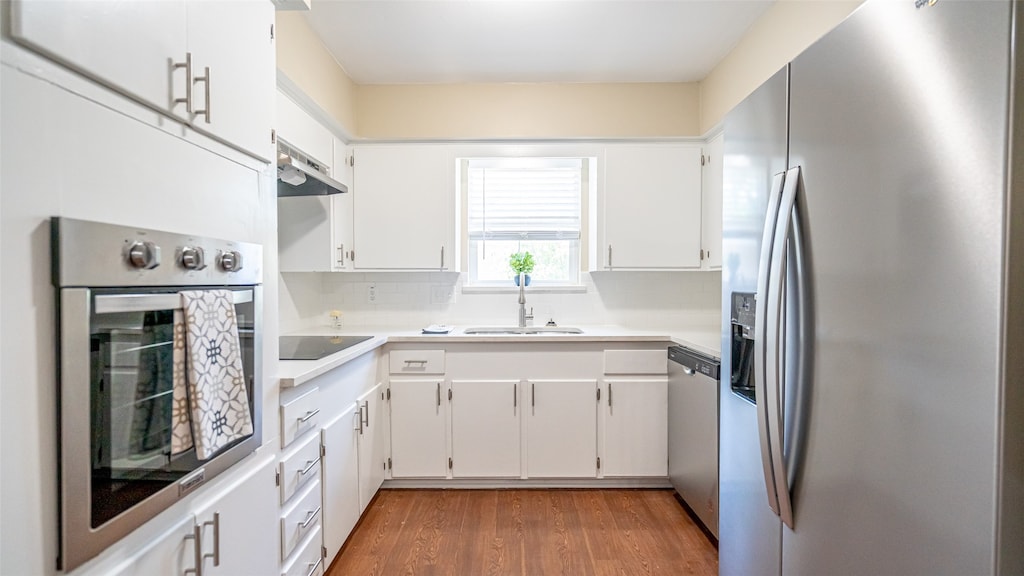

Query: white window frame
left=455, top=145, right=598, bottom=291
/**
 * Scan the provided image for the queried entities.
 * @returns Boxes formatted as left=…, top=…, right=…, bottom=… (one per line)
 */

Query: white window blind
left=467, top=158, right=582, bottom=242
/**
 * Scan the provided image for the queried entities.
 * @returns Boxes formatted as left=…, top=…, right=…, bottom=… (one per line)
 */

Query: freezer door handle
left=765, top=165, right=806, bottom=529
left=755, top=171, right=787, bottom=517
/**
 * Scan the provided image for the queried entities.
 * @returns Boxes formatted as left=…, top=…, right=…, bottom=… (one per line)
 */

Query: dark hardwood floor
left=326, top=489, right=718, bottom=576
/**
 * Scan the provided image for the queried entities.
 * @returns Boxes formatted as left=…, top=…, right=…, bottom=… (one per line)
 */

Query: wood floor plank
left=327, top=489, right=717, bottom=576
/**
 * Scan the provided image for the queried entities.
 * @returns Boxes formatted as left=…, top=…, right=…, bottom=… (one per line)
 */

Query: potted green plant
left=509, top=251, right=535, bottom=286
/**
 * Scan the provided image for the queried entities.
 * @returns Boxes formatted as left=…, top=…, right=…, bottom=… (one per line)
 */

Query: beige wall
left=275, top=13, right=358, bottom=135
left=355, top=82, right=700, bottom=139
left=699, top=0, right=863, bottom=134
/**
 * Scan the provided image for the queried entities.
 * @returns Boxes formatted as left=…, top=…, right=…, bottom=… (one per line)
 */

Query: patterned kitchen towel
left=180, top=290, right=253, bottom=460
left=170, top=309, right=193, bottom=455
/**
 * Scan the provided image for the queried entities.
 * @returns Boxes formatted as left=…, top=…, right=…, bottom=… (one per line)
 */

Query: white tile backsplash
left=280, top=270, right=722, bottom=333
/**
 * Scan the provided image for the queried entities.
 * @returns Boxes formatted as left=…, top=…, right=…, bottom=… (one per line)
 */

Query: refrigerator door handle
left=766, top=166, right=803, bottom=529
left=754, top=171, right=787, bottom=516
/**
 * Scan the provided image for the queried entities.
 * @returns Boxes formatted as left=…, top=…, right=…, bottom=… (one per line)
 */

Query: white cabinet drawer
left=281, top=479, right=322, bottom=562
left=603, top=350, right=667, bottom=375
left=280, top=432, right=321, bottom=506
left=389, top=349, right=445, bottom=374
left=281, top=387, right=320, bottom=449
left=281, top=524, right=324, bottom=576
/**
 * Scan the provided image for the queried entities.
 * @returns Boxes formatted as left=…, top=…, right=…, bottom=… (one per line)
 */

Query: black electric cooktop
left=279, top=335, right=374, bottom=360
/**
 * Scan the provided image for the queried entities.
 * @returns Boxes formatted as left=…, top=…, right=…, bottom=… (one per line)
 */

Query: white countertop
left=277, top=325, right=721, bottom=388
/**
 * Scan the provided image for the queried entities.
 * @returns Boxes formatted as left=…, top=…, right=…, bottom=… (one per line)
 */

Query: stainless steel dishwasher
left=668, top=345, right=721, bottom=539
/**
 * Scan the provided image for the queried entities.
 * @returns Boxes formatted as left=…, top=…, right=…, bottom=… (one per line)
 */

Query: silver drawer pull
left=300, top=457, right=320, bottom=476
left=298, top=409, right=320, bottom=423
left=305, top=556, right=324, bottom=576
left=299, top=506, right=321, bottom=529
left=404, top=359, right=429, bottom=365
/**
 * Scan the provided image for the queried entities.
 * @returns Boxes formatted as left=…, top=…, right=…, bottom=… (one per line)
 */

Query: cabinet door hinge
left=700, top=249, right=705, bottom=261
left=275, top=470, right=280, bottom=486
left=321, top=444, right=326, bottom=458
left=388, top=457, right=392, bottom=470
left=350, top=249, right=355, bottom=262
left=597, top=388, right=601, bottom=402
left=448, top=457, right=453, bottom=470
left=349, top=154, right=355, bottom=167
left=448, top=388, right=452, bottom=401
left=386, top=387, right=391, bottom=401
left=322, top=545, right=327, bottom=560
left=701, top=154, right=706, bottom=167
left=270, top=128, right=276, bottom=144
left=383, top=461, right=386, bottom=471
left=270, top=23, right=275, bottom=40
left=597, top=457, right=601, bottom=470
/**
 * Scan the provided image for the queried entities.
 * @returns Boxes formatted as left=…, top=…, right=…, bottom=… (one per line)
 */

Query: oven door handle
left=93, top=290, right=253, bottom=314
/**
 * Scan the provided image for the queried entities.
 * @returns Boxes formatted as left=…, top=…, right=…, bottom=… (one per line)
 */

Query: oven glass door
left=87, top=287, right=255, bottom=528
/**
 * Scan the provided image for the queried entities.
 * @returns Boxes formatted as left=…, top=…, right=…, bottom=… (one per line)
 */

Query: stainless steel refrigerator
left=720, top=1, right=1024, bottom=575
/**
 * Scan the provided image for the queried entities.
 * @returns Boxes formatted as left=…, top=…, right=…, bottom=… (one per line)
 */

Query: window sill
left=461, top=285, right=588, bottom=295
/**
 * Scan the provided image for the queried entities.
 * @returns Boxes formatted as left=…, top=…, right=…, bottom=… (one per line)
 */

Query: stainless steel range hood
left=277, top=141, right=348, bottom=197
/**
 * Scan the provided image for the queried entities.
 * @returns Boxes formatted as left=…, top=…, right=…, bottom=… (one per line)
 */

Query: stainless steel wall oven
left=52, top=218, right=263, bottom=571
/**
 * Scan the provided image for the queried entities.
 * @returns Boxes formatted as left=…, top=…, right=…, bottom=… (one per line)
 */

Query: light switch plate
left=431, top=285, right=455, bottom=304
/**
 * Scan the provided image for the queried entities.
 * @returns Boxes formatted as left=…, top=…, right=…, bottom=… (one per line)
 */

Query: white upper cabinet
left=701, top=133, right=724, bottom=270
left=276, top=92, right=335, bottom=166
left=351, top=145, right=454, bottom=270
left=10, top=1, right=188, bottom=120
left=602, top=143, right=703, bottom=269
left=184, top=0, right=275, bottom=162
left=9, top=0, right=274, bottom=162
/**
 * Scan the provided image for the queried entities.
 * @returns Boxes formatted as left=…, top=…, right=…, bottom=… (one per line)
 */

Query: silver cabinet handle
left=513, top=382, right=517, bottom=409
left=362, top=400, right=369, bottom=428
left=300, top=457, right=320, bottom=476
left=608, top=245, right=613, bottom=268
left=305, top=556, right=324, bottom=576
left=202, top=512, right=220, bottom=567
left=173, top=52, right=193, bottom=113
left=404, top=359, right=428, bottom=365
left=184, top=524, right=202, bottom=576
left=531, top=383, right=535, bottom=407
left=299, top=506, right=321, bottom=529
left=436, top=382, right=441, bottom=407
left=337, top=244, right=345, bottom=266
left=440, top=246, right=445, bottom=270
left=193, top=66, right=211, bottom=124
left=298, top=409, right=320, bottom=423
left=608, top=382, right=613, bottom=407
left=354, top=407, right=363, bottom=434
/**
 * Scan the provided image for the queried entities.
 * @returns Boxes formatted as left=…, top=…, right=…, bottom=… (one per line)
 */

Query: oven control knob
left=180, top=246, right=206, bottom=270
left=127, top=241, right=161, bottom=270
left=219, top=250, right=243, bottom=272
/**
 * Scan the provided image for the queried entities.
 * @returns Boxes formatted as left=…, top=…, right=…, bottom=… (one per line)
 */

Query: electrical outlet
left=431, top=285, right=455, bottom=304
left=367, top=283, right=377, bottom=303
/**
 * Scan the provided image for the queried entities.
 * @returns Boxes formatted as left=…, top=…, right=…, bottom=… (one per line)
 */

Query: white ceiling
left=302, top=1, right=775, bottom=85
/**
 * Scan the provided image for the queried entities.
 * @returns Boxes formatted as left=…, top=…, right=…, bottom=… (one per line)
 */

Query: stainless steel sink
left=462, top=326, right=584, bottom=335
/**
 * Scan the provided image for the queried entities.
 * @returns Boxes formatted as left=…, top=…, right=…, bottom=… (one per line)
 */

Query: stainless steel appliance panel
left=668, top=346, right=720, bottom=538
left=720, top=66, right=789, bottom=576
left=782, top=1, right=1009, bottom=573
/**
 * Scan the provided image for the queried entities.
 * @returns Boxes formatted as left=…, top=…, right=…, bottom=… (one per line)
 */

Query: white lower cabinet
left=356, top=383, right=388, bottom=510
left=321, top=404, right=360, bottom=565
left=602, top=379, right=669, bottom=477
left=526, top=380, right=598, bottom=478
left=450, top=380, right=521, bottom=478
left=282, top=525, right=325, bottom=576
left=194, top=454, right=279, bottom=576
left=123, top=515, right=198, bottom=576
left=389, top=378, right=448, bottom=478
